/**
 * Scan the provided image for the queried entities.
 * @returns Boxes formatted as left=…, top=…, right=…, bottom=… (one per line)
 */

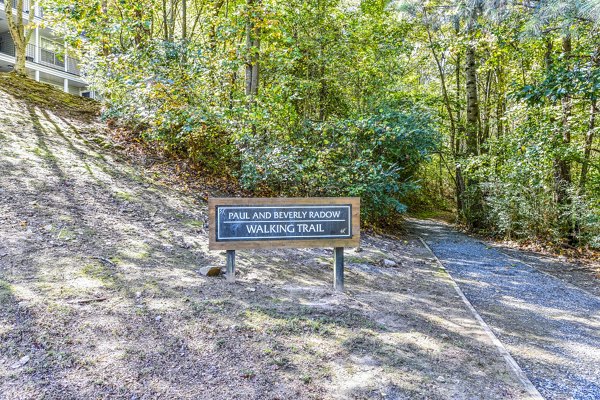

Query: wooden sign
left=208, top=197, right=360, bottom=291
left=208, top=197, right=360, bottom=250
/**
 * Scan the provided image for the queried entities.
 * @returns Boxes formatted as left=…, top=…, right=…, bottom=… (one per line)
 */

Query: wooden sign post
left=208, top=197, right=360, bottom=291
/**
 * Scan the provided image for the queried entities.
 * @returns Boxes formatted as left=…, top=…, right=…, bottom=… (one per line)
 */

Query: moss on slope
left=0, top=72, right=100, bottom=120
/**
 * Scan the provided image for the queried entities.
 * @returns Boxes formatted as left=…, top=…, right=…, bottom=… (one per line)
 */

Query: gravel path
left=410, top=219, right=600, bottom=400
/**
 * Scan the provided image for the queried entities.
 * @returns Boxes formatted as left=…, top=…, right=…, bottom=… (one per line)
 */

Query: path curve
left=410, top=219, right=600, bottom=400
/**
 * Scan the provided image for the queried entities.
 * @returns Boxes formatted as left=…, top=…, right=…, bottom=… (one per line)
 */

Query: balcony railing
left=0, top=0, right=43, bottom=18
left=0, top=0, right=28, bottom=13
left=0, top=43, right=81, bottom=76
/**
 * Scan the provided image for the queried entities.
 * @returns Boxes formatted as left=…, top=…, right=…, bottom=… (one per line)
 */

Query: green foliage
left=469, top=102, right=600, bottom=245
left=42, top=0, right=600, bottom=246
left=514, top=62, right=600, bottom=104
left=44, top=0, right=439, bottom=224
left=237, top=106, right=439, bottom=222
left=401, top=0, right=600, bottom=247
left=91, top=40, right=240, bottom=174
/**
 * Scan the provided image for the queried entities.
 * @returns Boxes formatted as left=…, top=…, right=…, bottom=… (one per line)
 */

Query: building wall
left=38, top=76, right=62, bottom=91
left=35, top=75, right=87, bottom=96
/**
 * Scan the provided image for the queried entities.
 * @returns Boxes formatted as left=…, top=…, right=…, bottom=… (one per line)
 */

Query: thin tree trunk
left=579, top=100, right=597, bottom=194
left=425, top=26, right=457, bottom=140
left=318, top=47, right=326, bottom=121
left=245, top=0, right=254, bottom=98
left=5, top=0, right=34, bottom=77
left=182, top=0, right=187, bottom=40
left=162, top=0, right=169, bottom=41
left=495, top=65, right=505, bottom=138
left=481, top=69, right=492, bottom=148
left=455, top=43, right=464, bottom=217
left=424, top=21, right=463, bottom=217
left=245, top=0, right=260, bottom=100
left=208, top=0, right=225, bottom=51
left=229, top=70, right=237, bottom=110
left=580, top=46, right=600, bottom=194
left=465, top=45, right=479, bottom=157
left=464, top=7, right=483, bottom=229
left=554, top=35, right=574, bottom=240
left=251, top=42, right=259, bottom=97
left=245, top=0, right=260, bottom=137
left=133, top=5, right=147, bottom=45
left=439, top=153, right=444, bottom=200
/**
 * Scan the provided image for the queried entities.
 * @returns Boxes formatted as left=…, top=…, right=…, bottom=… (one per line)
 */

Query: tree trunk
left=495, top=65, right=505, bottom=138
left=5, top=0, right=33, bottom=77
left=459, top=4, right=485, bottom=229
left=464, top=34, right=483, bottom=229
left=554, top=35, right=574, bottom=241
left=579, top=100, right=597, bottom=194
left=579, top=47, right=599, bottom=194
left=424, top=22, right=463, bottom=217
left=182, top=0, right=187, bottom=40
left=133, top=5, right=147, bottom=45
left=162, top=0, right=169, bottom=41
left=169, top=0, right=176, bottom=41
left=245, top=0, right=260, bottom=100
left=245, top=0, right=253, bottom=98
left=14, top=49, right=26, bottom=75
left=455, top=43, right=465, bottom=218
left=101, top=0, right=110, bottom=55
left=465, top=45, right=479, bottom=157
left=481, top=69, right=492, bottom=148
left=318, top=47, right=326, bottom=121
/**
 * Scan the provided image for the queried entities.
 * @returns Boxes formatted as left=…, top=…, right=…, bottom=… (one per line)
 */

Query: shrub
left=237, top=106, right=440, bottom=223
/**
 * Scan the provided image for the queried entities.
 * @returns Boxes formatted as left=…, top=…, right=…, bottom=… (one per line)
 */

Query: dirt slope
left=0, top=75, right=530, bottom=399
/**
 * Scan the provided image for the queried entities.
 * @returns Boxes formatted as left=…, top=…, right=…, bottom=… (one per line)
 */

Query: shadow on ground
left=0, top=91, right=529, bottom=399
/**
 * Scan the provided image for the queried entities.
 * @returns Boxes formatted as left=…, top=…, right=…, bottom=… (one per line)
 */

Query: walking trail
left=1, top=75, right=537, bottom=399
left=411, top=219, right=600, bottom=400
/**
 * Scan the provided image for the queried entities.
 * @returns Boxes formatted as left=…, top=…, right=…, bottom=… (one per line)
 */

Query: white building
left=0, top=0, right=91, bottom=97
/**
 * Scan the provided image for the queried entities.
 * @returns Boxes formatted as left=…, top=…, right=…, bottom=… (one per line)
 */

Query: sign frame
left=208, top=197, right=360, bottom=251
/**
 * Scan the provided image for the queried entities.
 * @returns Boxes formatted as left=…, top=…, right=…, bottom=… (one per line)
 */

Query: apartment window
left=40, top=38, right=64, bottom=68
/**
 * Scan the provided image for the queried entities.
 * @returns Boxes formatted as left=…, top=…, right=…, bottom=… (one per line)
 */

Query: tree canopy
left=39, top=0, right=600, bottom=245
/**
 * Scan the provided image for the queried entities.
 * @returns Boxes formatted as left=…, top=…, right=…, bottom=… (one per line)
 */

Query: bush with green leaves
left=237, top=106, right=440, bottom=223
left=470, top=103, right=600, bottom=247
left=87, top=39, right=241, bottom=174
left=82, top=34, right=441, bottom=224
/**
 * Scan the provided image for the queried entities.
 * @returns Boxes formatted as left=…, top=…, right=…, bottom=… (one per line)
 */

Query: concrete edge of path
left=417, top=236, right=544, bottom=400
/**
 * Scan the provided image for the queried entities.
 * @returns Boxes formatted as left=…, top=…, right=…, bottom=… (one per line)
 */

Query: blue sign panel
left=216, top=205, right=352, bottom=241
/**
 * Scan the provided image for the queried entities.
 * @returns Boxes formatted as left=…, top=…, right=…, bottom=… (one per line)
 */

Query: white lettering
left=246, top=223, right=296, bottom=235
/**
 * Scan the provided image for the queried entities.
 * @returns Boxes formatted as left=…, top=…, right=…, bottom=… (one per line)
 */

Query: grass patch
left=118, top=240, right=150, bottom=260
left=114, top=190, right=136, bottom=202
left=301, top=374, right=312, bottom=384
left=33, top=146, right=57, bottom=161
left=344, top=332, right=405, bottom=367
left=0, top=279, right=13, bottom=302
left=92, top=136, right=113, bottom=149
left=190, top=298, right=238, bottom=315
left=184, top=219, right=205, bottom=228
left=248, top=306, right=383, bottom=333
left=81, top=262, right=118, bottom=287
left=241, top=306, right=383, bottom=337
left=56, top=227, right=77, bottom=241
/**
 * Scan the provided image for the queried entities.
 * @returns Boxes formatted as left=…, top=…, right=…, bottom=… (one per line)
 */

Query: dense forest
left=39, top=0, right=600, bottom=247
